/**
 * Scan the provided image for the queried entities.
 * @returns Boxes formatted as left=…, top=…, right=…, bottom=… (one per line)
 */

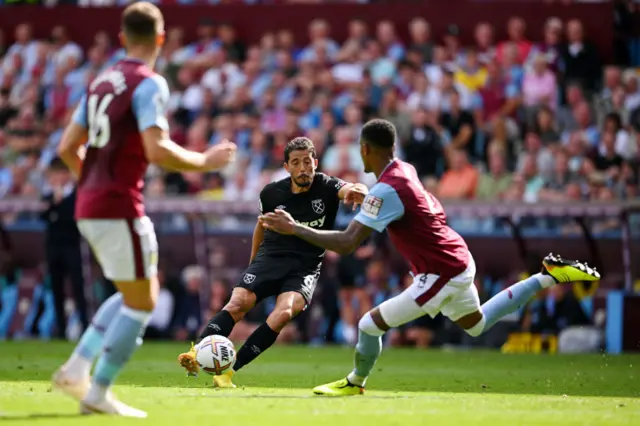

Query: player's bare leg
left=79, top=277, right=157, bottom=418
left=314, top=292, right=424, bottom=396
left=457, top=253, right=600, bottom=337
left=178, top=288, right=255, bottom=382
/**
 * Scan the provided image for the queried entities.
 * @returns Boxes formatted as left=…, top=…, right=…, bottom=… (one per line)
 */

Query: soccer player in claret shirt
left=52, top=2, right=236, bottom=416
left=260, top=119, right=601, bottom=396
left=178, top=137, right=368, bottom=388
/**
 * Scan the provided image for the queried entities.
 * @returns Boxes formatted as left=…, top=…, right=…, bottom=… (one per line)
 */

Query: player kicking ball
left=177, top=137, right=368, bottom=388
left=52, top=2, right=237, bottom=416
left=259, top=119, right=601, bottom=396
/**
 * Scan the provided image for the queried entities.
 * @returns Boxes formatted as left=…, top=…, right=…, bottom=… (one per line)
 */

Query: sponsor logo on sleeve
left=360, top=195, right=383, bottom=218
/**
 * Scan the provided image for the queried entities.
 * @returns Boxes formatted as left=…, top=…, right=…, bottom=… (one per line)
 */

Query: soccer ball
left=195, top=335, right=236, bottom=375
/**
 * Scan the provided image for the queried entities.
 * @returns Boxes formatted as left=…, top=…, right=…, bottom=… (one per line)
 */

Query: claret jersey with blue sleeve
left=74, top=58, right=169, bottom=220
left=354, top=159, right=470, bottom=278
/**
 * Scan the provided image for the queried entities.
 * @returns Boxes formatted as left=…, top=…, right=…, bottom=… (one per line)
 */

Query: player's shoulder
left=380, top=160, right=419, bottom=191
left=315, top=172, right=345, bottom=190
left=133, top=72, right=169, bottom=98
left=261, top=176, right=290, bottom=196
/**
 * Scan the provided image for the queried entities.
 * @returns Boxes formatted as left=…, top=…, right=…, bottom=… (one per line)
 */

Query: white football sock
left=347, top=371, right=366, bottom=387
left=64, top=353, right=92, bottom=379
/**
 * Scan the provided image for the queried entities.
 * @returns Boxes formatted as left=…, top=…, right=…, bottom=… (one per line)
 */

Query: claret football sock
left=480, top=273, right=555, bottom=332
left=199, top=310, right=236, bottom=341
left=233, top=323, right=279, bottom=372
left=348, top=329, right=383, bottom=387
left=65, top=293, right=123, bottom=378
left=89, top=306, right=150, bottom=400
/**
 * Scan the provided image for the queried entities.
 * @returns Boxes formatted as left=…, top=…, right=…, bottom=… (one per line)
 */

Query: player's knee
left=358, top=312, right=385, bottom=337
left=114, top=277, right=158, bottom=312
left=224, top=290, right=255, bottom=320
left=268, top=307, right=295, bottom=331
left=462, top=315, right=486, bottom=337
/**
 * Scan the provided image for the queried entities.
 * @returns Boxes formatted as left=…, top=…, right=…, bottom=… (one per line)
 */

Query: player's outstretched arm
left=134, top=75, right=236, bottom=172
left=259, top=210, right=372, bottom=255
left=293, top=219, right=373, bottom=255
left=141, top=127, right=236, bottom=172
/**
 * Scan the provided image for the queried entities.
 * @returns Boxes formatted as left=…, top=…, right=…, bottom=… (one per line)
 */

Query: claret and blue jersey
left=354, top=159, right=470, bottom=279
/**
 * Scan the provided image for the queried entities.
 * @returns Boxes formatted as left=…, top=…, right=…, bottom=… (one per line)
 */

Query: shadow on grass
left=0, top=413, right=84, bottom=421
left=2, top=341, right=639, bottom=399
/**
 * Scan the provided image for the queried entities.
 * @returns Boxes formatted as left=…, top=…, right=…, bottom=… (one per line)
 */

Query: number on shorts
left=87, top=93, right=114, bottom=148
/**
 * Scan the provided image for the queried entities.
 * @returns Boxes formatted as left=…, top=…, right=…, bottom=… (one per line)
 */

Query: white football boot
left=52, top=367, right=90, bottom=401
left=80, top=391, right=147, bottom=418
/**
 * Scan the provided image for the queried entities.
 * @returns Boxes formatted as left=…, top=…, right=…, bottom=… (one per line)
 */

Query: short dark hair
left=284, top=137, right=316, bottom=163
left=360, top=119, right=396, bottom=149
left=122, top=2, right=164, bottom=45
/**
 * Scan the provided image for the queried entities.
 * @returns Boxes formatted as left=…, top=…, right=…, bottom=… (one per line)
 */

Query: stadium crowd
left=0, top=13, right=635, bottom=346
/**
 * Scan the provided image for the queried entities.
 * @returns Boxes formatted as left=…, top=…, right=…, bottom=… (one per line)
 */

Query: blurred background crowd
left=1, top=0, right=638, bottom=351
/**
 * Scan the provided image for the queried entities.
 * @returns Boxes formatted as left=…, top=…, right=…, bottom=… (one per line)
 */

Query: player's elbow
left=145, top=146, right=166, bottom=165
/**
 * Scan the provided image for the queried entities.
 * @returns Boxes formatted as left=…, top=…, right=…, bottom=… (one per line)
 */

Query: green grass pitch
left=0, top=341, right=638, bottom=425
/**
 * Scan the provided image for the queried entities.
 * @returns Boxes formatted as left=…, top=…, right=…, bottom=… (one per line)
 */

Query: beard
left=293, top=174, right=313, bottom=187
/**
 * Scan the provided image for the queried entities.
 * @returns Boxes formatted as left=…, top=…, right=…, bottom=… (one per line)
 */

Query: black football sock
left=233, top=323, right=279, bottom=372
left=198, top=310, right=236, bottom=340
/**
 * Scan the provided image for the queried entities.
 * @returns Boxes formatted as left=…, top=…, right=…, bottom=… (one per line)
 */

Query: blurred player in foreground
left=178, top=137, right=368, bottom=388
left=260, top=119, right=601, bottom=396
left=52, top=2, right=236, bottom=416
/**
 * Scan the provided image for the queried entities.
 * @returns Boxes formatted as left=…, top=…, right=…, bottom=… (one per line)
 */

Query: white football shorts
left=77, top=216, right=158, bottom=282
left=378, top=253, right=480, bottom=327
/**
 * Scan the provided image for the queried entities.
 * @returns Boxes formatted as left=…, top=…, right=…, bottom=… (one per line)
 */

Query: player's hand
left=344, top=185, right=368, bottom=210
left=204, top=140, right=237, bottom=170
left=259, top=209, right=296, bottom=235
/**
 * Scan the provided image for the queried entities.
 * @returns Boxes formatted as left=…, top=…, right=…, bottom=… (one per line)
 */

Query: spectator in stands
left=455, top=49, right=487, bottom=93
left=538, top=150, right=578, bottom=202
left=594, top=66, right=622, bottom=125
left=40, top=158, right=87, bottom=339
left=521, top=284, right=591, bottom=336
left=497, top=17, right=532, bottom=66
left=593, top=131, right=624, bottom=174
left=473, top=22, right=495, bottom=65
left=174, top=265, right=205, bottom=342
left=560, top=19, right=601, bottom=95
left=533, top=106, right=561, bottom=144
left=602, top=112, right=636, bottom=161
left=439, top=89, right=476, bottom=162
left=408, top=18, right=433, bottom=64
left=563, top=102, right=599, bottom=148
left=476, top=143, right=513, bottom=201
left=376, top=21, right=405, bottom=62
left=403, top=108, right=444, bottom=179
left=526, top=17, right=563, bottom=73
left=473, top=60, right=520, bottom=138
left=522, top=54, right=558, bottom=122
left=518, top=153, right=545, bottom=203
left=438, top=148, right=479, bottom=200
left=557, top=84, right=587, bottom=133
